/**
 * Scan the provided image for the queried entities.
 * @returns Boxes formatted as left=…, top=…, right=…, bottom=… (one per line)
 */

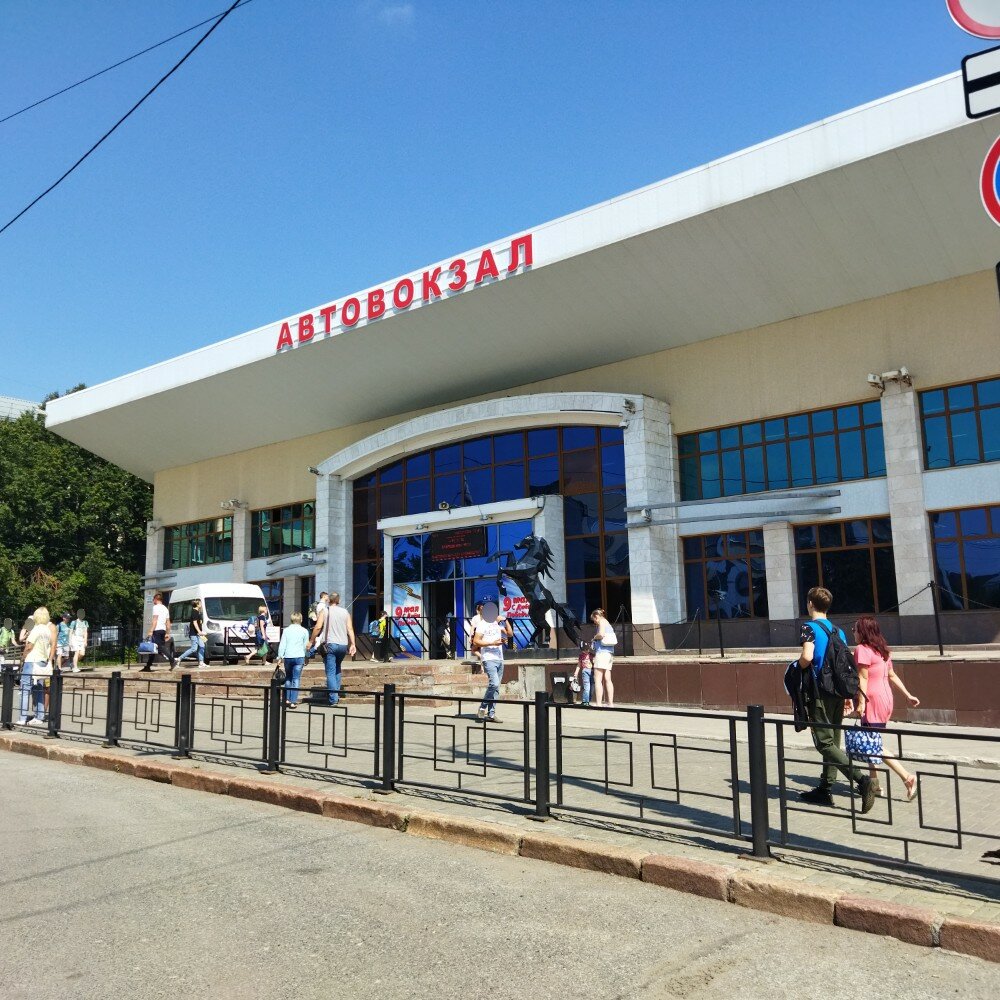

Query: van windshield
left=204, top=597, right=265, bottom=622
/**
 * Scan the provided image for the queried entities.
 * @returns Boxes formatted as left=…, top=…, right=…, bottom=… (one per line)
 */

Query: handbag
left=138, top=640, right=156, bottom=654
left=844, top=721, right=883, bottom=761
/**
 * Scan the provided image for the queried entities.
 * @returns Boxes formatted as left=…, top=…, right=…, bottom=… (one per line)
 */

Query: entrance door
left=425, top=580, right=454, bottom=660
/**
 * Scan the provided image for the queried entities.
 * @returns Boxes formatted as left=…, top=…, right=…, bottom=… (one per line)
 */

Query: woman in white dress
left=590, top=608, right=617, bottom=708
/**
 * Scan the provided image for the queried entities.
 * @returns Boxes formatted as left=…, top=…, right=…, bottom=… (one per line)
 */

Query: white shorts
left=57, top=644, right=70, bottom=656
left=69, top=639, right=86, bottom=653
left=593, top=650, right=614, bottom=671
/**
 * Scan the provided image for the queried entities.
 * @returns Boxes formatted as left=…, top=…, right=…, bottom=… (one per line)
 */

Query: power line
left=0, top=0, right=244, bottom=238
left=0, top=0, right=255, bottom=127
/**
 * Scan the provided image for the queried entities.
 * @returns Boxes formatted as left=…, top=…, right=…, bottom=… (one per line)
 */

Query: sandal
left=904, top=775, right=918, bottom=802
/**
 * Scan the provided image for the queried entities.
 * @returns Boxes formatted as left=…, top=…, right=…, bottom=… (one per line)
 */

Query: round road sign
left=947, top=0, right=1000, bottom=38
left=980, top=133, right=1000, bottom=225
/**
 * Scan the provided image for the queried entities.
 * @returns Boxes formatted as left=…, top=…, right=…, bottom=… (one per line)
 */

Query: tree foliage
left=0, top=390, right=151, bottom=623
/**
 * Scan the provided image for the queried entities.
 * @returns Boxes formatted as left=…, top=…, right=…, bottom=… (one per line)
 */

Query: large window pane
left=864, top=424, right=886, bottom=477
left=603, top=534, right=630, bottom=577
left=743, top=446, right=765, bottom=492
left=721, top=449, right=743, bottom=495
left=601, top=443, right=626, bottom=487
left=950, top=411, right=981, bottom=466
left=934, top=541, right=964, bottom=609
left=603, top=489, right=628, bottom=530
left=680, top=455, right=700, bottom=500
left=406, top=479, right=431, bottom=514
left=873, top=547, right=898, bottom=611
left=789, top=437, right=814, bottom=487
left=699, top=453, right=721, bottom=499
left=492, top=432, right=524, bottom=463
left=527, top=428, right=558, bottom=456
left=434, top=445, right=461, bottom=473
left=463, top=437, right=491, bottom=469
left=685, top=562, right=706, bottom=620
left=493, top=463, right=525, bottom=503
left=562, top=448, right=599, bottom=494
left=528, top=456, right=560, bottom=495
left=405, top=453, right=430, bottom=478
left=963, top=538, right=1000, bottom=609
left=922, top=415, right=951, bottom=469
left=564, top=494, right=601, bottom=535
left=813, top=435, right=838, bottom=484
left=392, top=536, right=422, bottom=583
left=819, top=550, right=875, bottom=614
left=765, top=442, right=789, bottom=490
left=981, top=406, right=1000, bottom=462
left=562, top=427, right=596, bottom=450
left=838, top=430, right=864, bottom=480
left=565, top=537, right=602, bottom=579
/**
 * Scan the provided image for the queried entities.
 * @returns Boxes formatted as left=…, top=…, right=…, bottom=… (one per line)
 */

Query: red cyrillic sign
left=274, top=234, right=534, bottom=352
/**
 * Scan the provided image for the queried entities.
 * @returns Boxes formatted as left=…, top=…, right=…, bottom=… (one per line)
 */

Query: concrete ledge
left=321, top=794, right=409, bottom=831
left=729, top=872, right=841, bottom=924
left=45, top=744, right=86, bottom=766
left=226, top=777, right=325, bottom=814
left=939, top=917, right=1000, bottom=963
left=835, top=895, right=940, bottom=946
left=641, top=854, right=731, bottom=901
left=520, top=832, right=647, bottom=879
left=171, top=769, right=232, bottom=796
left=406, top=811, right=523, bottom=856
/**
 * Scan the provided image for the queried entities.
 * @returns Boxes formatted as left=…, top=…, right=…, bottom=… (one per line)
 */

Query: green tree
left=0, top=389, right=151, bottom=623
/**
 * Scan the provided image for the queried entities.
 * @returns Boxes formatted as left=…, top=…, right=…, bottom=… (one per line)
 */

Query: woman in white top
left=590, top=608, right=617, bottom=708
left=19, top=606, right=55, bottom=726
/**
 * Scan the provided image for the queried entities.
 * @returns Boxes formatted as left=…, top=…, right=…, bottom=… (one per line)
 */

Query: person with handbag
left=847, top=615, right=920, bottom=802
left=143, top=593, right=175, bottom=671
left=18, top=607, right=54, bottom=726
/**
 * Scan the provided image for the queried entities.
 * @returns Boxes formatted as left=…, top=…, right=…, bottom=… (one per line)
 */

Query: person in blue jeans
left=572, top=642, right=595, bottom=706
left=277, top=611, right=310, bottom=708
left=473, top=602, right=509, bottom=723
left=309, top=592, right=356, bottom=706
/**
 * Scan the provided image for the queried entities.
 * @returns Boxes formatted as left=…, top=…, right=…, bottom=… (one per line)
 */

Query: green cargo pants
left=808, top=691, right=863, bottom=789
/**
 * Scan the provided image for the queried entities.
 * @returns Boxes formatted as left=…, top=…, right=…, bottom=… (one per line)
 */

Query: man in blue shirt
left=798, top=586, right=874, bottom=813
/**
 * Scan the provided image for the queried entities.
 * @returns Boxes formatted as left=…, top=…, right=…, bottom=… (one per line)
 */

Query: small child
left=572, top=641, right=594, bottom=707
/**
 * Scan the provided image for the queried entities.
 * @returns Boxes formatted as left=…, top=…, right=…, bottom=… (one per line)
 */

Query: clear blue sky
left=0, top=2, right=983, bottom=401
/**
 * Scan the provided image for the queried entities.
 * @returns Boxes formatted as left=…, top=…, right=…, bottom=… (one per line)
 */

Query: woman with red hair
left=852, top=615, right=921, bottom=801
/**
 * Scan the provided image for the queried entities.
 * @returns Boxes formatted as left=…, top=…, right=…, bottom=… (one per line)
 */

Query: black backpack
left=812, top=619, right=859, bottom=699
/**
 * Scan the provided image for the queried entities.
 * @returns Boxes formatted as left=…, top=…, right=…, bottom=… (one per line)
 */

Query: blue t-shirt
left=800, top=619, right=847, bottom=680
left=57, top=622, right=71, bottom=646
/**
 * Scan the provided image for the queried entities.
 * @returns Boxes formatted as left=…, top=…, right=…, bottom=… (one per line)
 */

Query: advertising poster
left=499, top=580, right=532, bottom=651
left=392, top=583, right=424, bottom=657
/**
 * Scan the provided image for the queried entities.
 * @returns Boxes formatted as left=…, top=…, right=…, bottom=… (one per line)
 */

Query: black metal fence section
left=2, top=663, right=996, bottom=887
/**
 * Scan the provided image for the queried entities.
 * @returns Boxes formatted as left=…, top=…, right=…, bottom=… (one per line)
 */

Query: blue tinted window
left=979, top=378, right=1000, bottom=406
left=379, top=461, right=403, bottom=484
left=528, top=456, right=559, bottom=495
left=721, top=450, right=743, bottom=495
left=601, top=443, right=626, bottom=487
left=981, top=407, right=1000, bottom=462
left=600, top=426, right=624, bottom=445
left=765, top=442, right=789, bottom=489
left=682, top=529, right=768, bottom=619
left=493, top=463, right=525, bottom=502
left=921, top=389, right=945, bottom=415
left=948, top=384, right=975, bottom=409
left=463, top=437, right=491, bottom=469
left=789, top=437, right=813, bottom=487
left=764, top=418, right=785, bottom=442
left=743, top=446, right=764, bottom=492
left=678, top=433, right=698, bottom=455
left=565, top=537, right=602, bottom=579
left=923, top=416, right=950, bottom=469
left=564, top=494, right=601, bottom=535
left=795, top=526, right=816, bottom=550
left=844, top=521, right=869, bottom=546
left=960, top=507, right=989, bottom=536
left=527, top=428, right=557, bottom=455
left=741, top=422, right=762, bottom=445
left=720, top=426, right=739, bottom=449
left=463, top=468, right=492, bottom=505
left=683, top=537, right=704, bottom=559
left=603, top=489, right=627, bottom=530
left=811, top=410, right=834, bottom=433
left=836, top=405, right=860, bottom=430
left=871, top=518, right=893, bottom=544
left=813, top=435, right=838, bottom=484
left=865, top=425, right=886, bottom=477
left=392, top=536, right=422, bottom=583
left=698, top=429, right=719, bottom=452
left=405, top=453, right=430, bottom=478
left=562, top=426, right=596, bottom=450
left=353, top=563, right=377, bottom=597
left=684, top=562, right=705, bottom=619
left=679, top=455, right=700, bottom=500
left=964, top=538, right=1000, bottom=609
left=492, top=433, right=523, bottom=463
left=861, top=401, right=881, bottom=425
left=700, top=453, right=721, bottom=499
left=406, top=479, right=430, bottom=514
left=950, top=411, right=981, bottom=465
left=434, top=474, right=461, bottom=507
left=434, top=445, right=461, bottom=473
left=603, top=534, right=629, bottom=577
left=931, top=511, right=957, bottom=538
left=934, top=541, right=964, bottom=609
left=838, top=430, right=864, bottom=480
left=819, top=523, right=842, bottom=548
left=787, top=414, right=809, bottom=437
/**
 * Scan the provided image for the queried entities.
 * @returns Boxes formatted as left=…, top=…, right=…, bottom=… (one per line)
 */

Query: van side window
left=171, top=601, right=192, bottom=625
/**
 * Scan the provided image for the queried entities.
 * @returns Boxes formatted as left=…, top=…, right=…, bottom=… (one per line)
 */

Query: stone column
left=230, top=507, right=251, bottom=584
left=142, top=521, right=166, bottom=632
left=763, top=521, right=798, bottom=623
left=314, top=473, right=353, bottom=604
left=881, top=381, right=936, bottom=616
left=624, top=396, right=684, bottom=627
left=282, top=575, right=302, bottom=626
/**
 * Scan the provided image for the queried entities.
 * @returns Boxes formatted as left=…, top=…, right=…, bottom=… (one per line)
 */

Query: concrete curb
left=2, top=731, right=997, bottom=963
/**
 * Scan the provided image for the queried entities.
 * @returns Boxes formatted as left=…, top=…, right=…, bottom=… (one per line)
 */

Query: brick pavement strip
left=1, top=729, right=998, bottom=964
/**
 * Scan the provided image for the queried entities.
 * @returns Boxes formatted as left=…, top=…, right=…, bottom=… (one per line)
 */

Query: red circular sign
left=980, top=134, right=1000, bottom=226
left=947, top=0, right=1000, bottom=38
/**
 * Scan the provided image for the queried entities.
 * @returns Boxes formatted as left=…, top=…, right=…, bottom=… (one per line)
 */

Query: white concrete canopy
left=46, top=74, right=1000, bottom=480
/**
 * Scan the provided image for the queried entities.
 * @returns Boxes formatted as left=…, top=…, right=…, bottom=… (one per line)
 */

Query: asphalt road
left=1, top=754, right=997, bottom=1000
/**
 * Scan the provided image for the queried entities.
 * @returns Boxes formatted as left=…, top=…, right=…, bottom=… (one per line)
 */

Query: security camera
left=307, top=466, right=321, bottom=476
left=438, top=501, right=451, bottom=511
left=618, top=417, right=630, bottom=429
left=219, top=500, right=233, bottom=510
left=866, top=373, right=884, bottom=390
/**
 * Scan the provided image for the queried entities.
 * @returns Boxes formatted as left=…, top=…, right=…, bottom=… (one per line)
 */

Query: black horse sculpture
left=492, top=533, right=580, bottom=647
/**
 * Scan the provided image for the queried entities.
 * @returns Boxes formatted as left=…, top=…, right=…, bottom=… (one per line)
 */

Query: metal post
left=174, top=673, right=193, bottom=758
left=930, top=581, right=944, bottom=657
left=697, top=611, right=703, bottom=656
left=715, top=612, right=725, bottom=658
left=554, top=608, right=561, bottom=662
left=1, top=665, right=14, bottom=729
left=223, top=627, right=229, bottom=666
left=104, top=671, right=124, bottom=747
left=533, top=690, right=551, bottom=819
left=45, top=668, right=63, bottom=739
left=746, top=704, right=770, bottom=859
left=264, top=674, right=282, bottom=772
left=379, top=682, right=396, bottom=793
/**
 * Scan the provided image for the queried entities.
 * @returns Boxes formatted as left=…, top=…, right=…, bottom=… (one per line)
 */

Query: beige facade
left=154, top=270, right=999, bottom=525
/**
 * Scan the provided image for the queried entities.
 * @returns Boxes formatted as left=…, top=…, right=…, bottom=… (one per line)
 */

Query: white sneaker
left=26, top=718, right=45, bottom=727
left=72, top=667, right=80, bottom=673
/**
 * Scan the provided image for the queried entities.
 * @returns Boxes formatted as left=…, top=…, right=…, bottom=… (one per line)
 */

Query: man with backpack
left=798, top=586, right=875, bottom=814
